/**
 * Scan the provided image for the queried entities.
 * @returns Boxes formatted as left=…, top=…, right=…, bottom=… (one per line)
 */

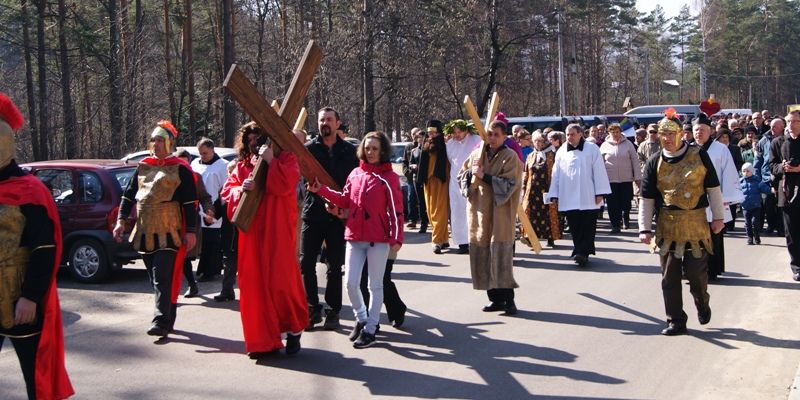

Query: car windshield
left=111, top=168, right=136, bottom=191
left=391, top=144, right=405, bottom=163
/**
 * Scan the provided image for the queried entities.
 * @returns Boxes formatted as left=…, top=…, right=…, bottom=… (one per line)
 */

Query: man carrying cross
left=300, top=107, right=359, bottom=330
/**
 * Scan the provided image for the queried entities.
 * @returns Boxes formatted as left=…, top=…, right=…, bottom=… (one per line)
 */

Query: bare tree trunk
left=362, top=0, right=376, bottom=133
left=58, top=0, right=77, bottom=159
left=21, top=0, right=39, bottom=160
left=480, top=0, right=501, bottom=114
left=164, top=0, right=176, bottom=122
left=222, top=0, right=236, bottom=147
left=124, top=0, right=143, bottom=151
left=183, top=0, right=195, bottom=143
left=35, top=0, right=49, bottom=160
left=107, top=0, right=124, bottom=157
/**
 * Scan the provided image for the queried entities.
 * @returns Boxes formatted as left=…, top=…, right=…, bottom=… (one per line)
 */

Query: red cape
left=226, top=153, right=309, bottom=352
left=139, top=155, right=192, bottom=304
left=0, top=174, right=74, bottom=400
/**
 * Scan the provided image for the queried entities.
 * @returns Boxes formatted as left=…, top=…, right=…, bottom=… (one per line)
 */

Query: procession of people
left=3, top=84, right=800, bottom=398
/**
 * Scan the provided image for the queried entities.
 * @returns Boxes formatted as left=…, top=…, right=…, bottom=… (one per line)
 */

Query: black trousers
left=725, top=204, right=738, bottom=231
left=661, top=250, right=710, bottom=326
left=761, top=192, right=781, bottom=231
left=743, top=208, right=762, bottom=240
left=564, top=209, right=598, bottom=257
left=783, top=205, right=800, bottom=275
left=143, top=250, right=178, bottom=329
left=708, top=227, right=726, bottom=278
left=0, top=334, right=40, bottom=399
left=360, top=259, right=407, bottom=323
left=197, top=227, right=222, bottom=276
left=300, top=219, right=346, bottom=312
left=607, top=182, right=633, bottom=229
left=183, top=258, right=196, bottom=286
left=220, top=219, right=238, bottom=296
left=414, top=183, right=428, bottom=225
left=487, top=288, right=515, bottom=303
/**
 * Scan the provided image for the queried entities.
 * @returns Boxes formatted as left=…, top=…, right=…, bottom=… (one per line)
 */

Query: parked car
left=21, top=160, right=140, bottom=283
left=502, top=116, right=572, bottom=133
left=121, top=146, right=237, bottom=164
left=390, top=142, right=411, bottom=216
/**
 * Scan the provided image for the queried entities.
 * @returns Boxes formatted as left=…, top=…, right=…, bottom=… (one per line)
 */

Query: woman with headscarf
left=521, top=131, right=561, bottom=248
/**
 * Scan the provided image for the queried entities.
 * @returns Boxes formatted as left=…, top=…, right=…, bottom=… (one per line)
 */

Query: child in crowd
left=740, top=162, right=772, bottom=245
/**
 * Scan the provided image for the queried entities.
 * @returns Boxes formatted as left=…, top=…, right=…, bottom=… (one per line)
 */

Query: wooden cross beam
left=223, top=40, right=336, bottom=232
left=463, top=92, right=541, bottom=254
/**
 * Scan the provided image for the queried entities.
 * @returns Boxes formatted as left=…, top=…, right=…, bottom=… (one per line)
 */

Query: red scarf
left=0, top=174, right=74, bottom=400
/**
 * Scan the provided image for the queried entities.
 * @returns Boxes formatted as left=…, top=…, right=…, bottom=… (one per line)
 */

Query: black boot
left=285, top=333, right=301, bottom=355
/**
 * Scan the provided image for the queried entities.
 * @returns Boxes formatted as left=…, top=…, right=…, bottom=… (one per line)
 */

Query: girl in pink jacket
left=308, top=131, right=404, bottom=348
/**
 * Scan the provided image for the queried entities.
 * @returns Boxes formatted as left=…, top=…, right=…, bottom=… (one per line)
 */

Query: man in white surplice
left=692, top=113, right=744, bottom=280
left=548, top=123, right=611, bottom=267
left=446, top=120, right=483, bottom=254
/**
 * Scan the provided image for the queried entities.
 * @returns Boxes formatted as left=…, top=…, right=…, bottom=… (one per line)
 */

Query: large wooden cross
left=223, top=40, right=337, bottom=232
left=463, top=93, right=541, bottom=254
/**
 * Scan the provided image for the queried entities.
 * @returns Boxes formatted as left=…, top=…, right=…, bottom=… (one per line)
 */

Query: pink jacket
left=318, top=160, right=405, bottom=246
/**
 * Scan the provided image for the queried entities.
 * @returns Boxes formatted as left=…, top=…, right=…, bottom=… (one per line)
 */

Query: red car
left=21, top=159, right=139, bottom=283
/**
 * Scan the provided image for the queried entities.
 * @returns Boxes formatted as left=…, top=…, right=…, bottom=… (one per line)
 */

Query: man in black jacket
left=300, top=107, right=359, bottom=330
left=769, top=111, right=800, bottom=282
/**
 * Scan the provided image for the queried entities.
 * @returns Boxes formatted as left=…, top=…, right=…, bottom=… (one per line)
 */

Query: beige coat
left=457, top=145, right=521, bottom=290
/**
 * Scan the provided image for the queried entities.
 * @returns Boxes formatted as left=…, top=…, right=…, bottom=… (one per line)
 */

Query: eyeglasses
left=648, top=130, right=657, bottom=134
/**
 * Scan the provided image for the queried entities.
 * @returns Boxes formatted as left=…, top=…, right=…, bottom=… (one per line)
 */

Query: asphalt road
left=2, top=217, right=799, bottom=399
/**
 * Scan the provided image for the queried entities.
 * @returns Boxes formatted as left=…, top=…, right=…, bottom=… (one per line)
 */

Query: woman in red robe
left=221, top=123, right=308, bottom=358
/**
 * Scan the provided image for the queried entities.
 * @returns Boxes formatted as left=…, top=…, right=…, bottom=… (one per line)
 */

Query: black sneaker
left=441, top=243, right=450, bottom=249
left=285, top=333, right=301, bottom=355
left=146, top=324, right=169, bottom=338
left=323, top=310, right=340, bottom=330
left=433, top=244, right=442, bottom=254
left=183, top=284, right=199, bottom=298
left=307, top=304, right=323, bottom=330
left=349, top=322, right=365, bottom=342
left=456, top=244, right=469, bottom=254
left=353, top=330, right=377, bottom=349
left=754, top=236, right=761, bottom=245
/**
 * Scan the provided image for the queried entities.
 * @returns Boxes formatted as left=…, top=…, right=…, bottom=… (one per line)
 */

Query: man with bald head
left=755, top=117, right=786, bottom=235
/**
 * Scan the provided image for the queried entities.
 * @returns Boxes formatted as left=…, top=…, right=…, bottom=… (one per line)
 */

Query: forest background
left=1, top=0, right=798, bottom=161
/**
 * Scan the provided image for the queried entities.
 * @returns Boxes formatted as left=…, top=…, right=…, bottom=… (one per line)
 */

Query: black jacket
left=302, top=135, right=359, bottom=222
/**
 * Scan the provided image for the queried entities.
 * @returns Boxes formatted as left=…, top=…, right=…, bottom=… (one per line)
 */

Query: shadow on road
left=256, top=308, right=625, bottom=398
left=392, top=271, right=472, bottom=284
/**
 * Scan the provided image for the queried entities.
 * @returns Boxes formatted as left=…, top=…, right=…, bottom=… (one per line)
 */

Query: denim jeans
left=345, top=241, right=389, bottom=334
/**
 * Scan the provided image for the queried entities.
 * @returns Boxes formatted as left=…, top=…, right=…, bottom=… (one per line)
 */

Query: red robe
left=0, top=174, right=74, bottom=400
left=221, top=152, right=309, bottom=353
left=138, top=155, right=194, bottom=304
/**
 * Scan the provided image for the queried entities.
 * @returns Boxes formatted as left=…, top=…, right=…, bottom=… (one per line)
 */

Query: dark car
left=21, top=160, right=139, bottom=283
left=121, top=146, right=237, bottom=164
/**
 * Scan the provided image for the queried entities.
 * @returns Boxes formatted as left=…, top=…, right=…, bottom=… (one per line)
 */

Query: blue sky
left=636, top=0, right=694, bottom=17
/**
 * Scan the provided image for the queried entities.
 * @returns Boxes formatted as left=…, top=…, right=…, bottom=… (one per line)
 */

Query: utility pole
left=571, top=30, right=580, bottom=114
left=556, top=7, right=566, bottom=116
left=643, top=48, right=650, bottom=105
left=698, top=1, right=708, bottom=98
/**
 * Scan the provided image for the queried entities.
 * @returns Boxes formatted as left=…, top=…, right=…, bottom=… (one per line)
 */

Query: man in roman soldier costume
left=113, top=120, right=197, bottom=338
left=0, top=93, right=74, bottom=399
left=638, top=109, right=725, bottom=336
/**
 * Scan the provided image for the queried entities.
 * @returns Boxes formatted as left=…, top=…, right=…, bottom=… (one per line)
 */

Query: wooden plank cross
left=463, top=93, right=541, bottom=254
left=223, top=40, right=337, bottom=232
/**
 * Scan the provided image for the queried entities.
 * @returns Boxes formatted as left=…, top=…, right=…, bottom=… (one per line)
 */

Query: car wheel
left=68, top=238, right=109, bottom=283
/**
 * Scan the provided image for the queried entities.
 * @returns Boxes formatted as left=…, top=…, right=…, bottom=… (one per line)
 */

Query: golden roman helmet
left=0, top=93, right=24, bottom=169
left=657, top=108, right=683, bottom=148
left=149, top=120, right=179, bottom=154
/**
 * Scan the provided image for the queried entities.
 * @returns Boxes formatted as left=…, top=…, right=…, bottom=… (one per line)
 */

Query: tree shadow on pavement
left=515, top=254, right=661, bottom=274
left=259, top=308, right=625, bottom=399
left=165, top=330, right=245, bottom=355
left=710, top=276, right=800, bottom=291
left=392, top=271, right=472, bottom=284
